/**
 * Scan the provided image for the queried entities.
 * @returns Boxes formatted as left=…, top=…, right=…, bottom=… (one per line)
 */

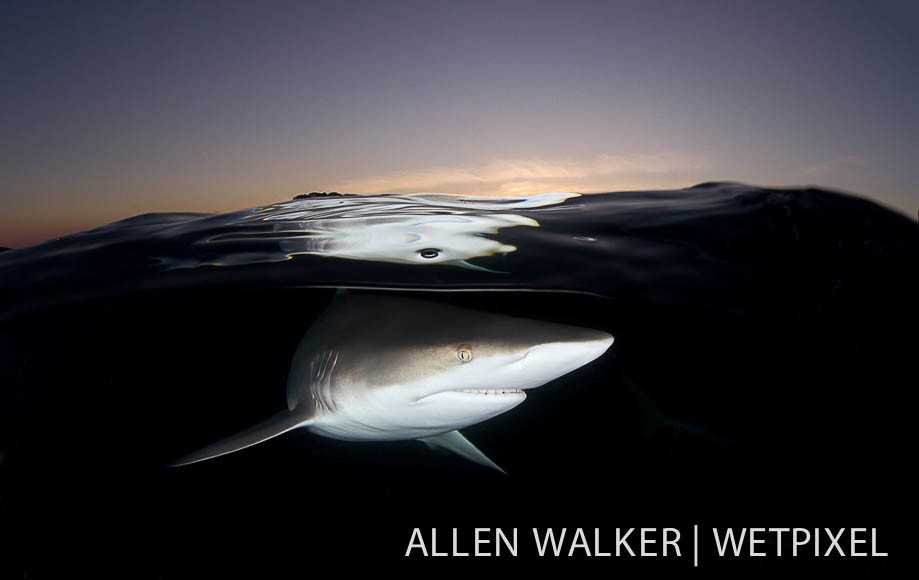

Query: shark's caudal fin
left=170, top=410, right=312, bottom=467
left=420, top=430, right=506, bottom=475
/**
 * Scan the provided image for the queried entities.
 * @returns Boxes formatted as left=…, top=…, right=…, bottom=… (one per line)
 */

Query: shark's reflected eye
left=456, top=344, right=473, bottom=363
left=418, top=248, right=441, bottom=259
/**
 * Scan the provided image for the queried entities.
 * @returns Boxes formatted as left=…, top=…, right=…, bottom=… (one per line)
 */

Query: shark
left=172, top=291, right=613, bottom=473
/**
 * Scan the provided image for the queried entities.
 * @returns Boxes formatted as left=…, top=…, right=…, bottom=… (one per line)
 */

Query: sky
left=1, top=0, right=916, bottom=248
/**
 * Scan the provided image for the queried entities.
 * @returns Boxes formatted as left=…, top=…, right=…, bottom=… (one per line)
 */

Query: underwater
left=0, top=182, right=915, bottom=574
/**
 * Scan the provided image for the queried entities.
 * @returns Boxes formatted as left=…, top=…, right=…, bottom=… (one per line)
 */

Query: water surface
left=0, top=183, right=914, bottom=575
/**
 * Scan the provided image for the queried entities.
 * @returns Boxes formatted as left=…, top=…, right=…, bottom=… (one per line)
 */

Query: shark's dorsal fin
left=170, top=410, right=312, bottom=467
left=420, top=430, right=506, bottom=475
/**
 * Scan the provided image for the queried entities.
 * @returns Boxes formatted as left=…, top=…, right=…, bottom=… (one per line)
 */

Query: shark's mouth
left=414, top=388, right=526, bottom=405
left=455, top=389, right=523, bottom=395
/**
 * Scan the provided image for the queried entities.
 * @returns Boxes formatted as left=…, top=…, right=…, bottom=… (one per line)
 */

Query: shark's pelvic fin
left=420, top=430, right=506, bottom=475
left=170, top=410, right=312, bottom=467
left=623, top=375, right=710, bottom=439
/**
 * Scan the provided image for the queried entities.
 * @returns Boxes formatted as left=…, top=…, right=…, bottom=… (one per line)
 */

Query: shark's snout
left=579, top=330, right=615, bottom=361
left=521, top=331, right=614, bottom=387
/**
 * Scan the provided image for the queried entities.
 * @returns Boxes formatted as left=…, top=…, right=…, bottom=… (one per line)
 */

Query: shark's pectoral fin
left=419, top=430, right=506, bottom=475
left=455, top=260, right=505, bottom=274
left=170, top=411, right=312, bottom=467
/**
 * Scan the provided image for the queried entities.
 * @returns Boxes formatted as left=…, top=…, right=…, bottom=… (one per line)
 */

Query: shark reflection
left=163, top=192, right=579, bottom=270
left=274, top=213, right=537, bottom=269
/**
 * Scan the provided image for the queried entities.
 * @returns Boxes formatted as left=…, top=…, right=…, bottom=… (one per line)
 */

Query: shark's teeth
left=456, top=388, right=523, bottom=395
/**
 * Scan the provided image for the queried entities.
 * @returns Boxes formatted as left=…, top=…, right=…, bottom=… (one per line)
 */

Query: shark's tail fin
left=170, top=410, right=312, bottom=467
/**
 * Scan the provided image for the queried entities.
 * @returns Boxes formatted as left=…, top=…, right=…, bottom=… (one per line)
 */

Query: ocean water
left=0, top=183, right=915, bottom=575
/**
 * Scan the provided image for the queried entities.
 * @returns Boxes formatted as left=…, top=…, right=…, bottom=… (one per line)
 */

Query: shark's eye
left=456, top=344, right=473, bottom=363
left=418, top=248, right=441, bottom=259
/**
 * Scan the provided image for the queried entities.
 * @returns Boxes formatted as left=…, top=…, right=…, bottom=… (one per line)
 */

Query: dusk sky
left=1, top=0, right=916, bottom=248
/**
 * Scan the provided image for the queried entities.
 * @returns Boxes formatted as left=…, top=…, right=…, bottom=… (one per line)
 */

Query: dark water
left=0, top=183, right=915, bottom=576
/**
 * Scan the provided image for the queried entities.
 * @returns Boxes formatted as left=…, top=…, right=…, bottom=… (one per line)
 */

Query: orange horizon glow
left=2, top=3, right=915, bottom=249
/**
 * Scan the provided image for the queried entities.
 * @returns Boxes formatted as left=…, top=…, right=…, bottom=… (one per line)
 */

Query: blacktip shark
left=172, top=291, right=613, bottom=473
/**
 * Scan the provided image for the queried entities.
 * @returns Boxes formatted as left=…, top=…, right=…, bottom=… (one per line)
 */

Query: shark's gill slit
left=171, top=291, right=613, bottom=473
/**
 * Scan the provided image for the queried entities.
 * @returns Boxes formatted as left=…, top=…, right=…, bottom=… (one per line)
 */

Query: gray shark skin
left=172, top=292, right=613, bottom=473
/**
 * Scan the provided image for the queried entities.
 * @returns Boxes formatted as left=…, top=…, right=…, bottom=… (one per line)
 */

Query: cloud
left=328, top=153, right=705, bottom=196
left=803, top=155, right=868, bottom=178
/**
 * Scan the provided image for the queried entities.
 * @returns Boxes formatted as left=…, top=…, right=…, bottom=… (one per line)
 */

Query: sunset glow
left=1, top=0, right=915, bottom=248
